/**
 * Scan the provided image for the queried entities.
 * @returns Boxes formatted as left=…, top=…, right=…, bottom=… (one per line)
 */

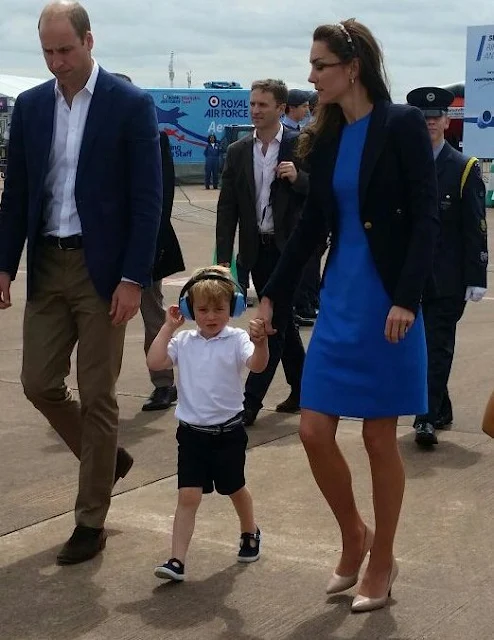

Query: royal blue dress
left=301, top=114, right=427, bottom=419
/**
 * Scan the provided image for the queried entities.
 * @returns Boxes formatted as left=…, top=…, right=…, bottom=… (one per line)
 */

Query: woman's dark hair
left=208, top=134, right=217, bottom=142
left=298, top=18, right=391, bottom=159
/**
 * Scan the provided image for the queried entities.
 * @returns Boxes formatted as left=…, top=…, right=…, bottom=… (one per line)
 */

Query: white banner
left=463, top=26, right=494, bottom=158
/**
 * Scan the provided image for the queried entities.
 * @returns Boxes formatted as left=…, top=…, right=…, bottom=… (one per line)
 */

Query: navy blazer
left=262, top=100, right=439, bottom=314
left=0, top=67, right=162, bottom=300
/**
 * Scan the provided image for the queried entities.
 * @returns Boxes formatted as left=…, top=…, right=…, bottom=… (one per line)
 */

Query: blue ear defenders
left=178, top=272, right=247, bottom=321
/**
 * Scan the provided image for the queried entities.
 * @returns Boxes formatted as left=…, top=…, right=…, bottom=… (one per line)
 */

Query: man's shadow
left=0, top=542, right=109, bottom=639
left=118, top=408, right=171, bottom=447
left=117, top=563, right=263, bottom=640
left=40, top=404, right=173, bottom=456
left=400, top=433, right=483, bottom=480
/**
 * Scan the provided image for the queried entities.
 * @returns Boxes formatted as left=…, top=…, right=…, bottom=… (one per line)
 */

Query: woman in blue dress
left=259, top=20, right=438, bottom=612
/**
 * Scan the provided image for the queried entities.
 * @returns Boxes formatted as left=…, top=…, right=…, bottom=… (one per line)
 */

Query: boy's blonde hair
left=188, top=265, right=235, bottom=306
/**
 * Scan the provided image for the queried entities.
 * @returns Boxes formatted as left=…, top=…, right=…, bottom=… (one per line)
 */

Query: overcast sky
left=0, top=0, right=493, bottom=101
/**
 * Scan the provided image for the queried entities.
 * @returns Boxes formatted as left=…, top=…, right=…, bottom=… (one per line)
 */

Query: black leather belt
left=42, top=234, right=83, bottom=250
left=258, top=233, right=275, bottom=245
left=179, top=412, right=244, bottom=435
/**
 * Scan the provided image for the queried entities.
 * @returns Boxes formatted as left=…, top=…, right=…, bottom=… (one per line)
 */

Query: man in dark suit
left=216, top=79, right=308, bottom=426
left=407, top=86, right=488, bottom=446
left=0, top=1, right=162, bottom=563
left=141, top=130, right=185, bottom=411
left=282, top=88, right=319, bottom=328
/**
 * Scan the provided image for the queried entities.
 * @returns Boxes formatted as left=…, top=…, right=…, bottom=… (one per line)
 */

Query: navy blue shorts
left=176, top=423, right=248, bottom=495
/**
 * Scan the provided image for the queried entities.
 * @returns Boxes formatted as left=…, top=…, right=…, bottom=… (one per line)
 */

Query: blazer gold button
left=364, top=221, right=372, bottom=230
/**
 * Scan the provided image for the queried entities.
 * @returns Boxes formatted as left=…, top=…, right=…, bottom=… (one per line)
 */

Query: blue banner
left=146, top=88, right=251, bottom=164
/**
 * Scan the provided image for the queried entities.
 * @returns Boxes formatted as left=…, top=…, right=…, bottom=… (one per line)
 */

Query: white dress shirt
left=253, top=124, right=283, bottom=234
left=43, top=61, right=100, bottom=238
left=167, top=325, right=254, bottom=425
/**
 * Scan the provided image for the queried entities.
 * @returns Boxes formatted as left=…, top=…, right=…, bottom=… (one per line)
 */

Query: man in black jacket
left=141, top=131, right=185, bottom=411
left=216, top=79, right=308, bottom=426
left=407, top=86, right=488, bottom=446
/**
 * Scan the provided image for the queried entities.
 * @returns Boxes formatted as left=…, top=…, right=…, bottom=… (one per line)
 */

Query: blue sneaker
left=154, top=558, right=185, bottom=581
left=237, top=527, right=261, bottom=563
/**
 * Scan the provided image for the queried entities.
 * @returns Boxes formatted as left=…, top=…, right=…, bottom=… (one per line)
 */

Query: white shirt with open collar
left=252, top=123, right=283, bottom=234
left=43, top=60, right=100, bottom=238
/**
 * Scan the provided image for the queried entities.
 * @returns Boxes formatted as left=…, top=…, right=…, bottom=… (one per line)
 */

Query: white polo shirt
left=168, top=325, right=254, bottom=426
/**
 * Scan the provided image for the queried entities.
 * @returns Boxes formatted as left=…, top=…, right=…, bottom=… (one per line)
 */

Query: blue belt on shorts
left=179, top=411, right=244, bottom=435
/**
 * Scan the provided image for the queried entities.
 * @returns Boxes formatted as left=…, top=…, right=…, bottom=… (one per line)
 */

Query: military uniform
left=407, top=87, right=488, bottom=444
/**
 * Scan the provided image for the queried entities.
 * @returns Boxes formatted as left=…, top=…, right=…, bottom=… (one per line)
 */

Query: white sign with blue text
left=463, top=25, right=494, bottom=158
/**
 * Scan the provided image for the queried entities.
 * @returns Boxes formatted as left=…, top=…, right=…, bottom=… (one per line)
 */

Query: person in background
left=308, top=91, right=319, bottom=122
left=256, top=19, right=438, bottom=612
left=140, top=129, right=185, bottom=411
left=293, top=89, right=323, bottom=327
left=216, top=79, right=308, bottom=427
left=115, top=72, right=186, bottom=413
left=282, top=89, right=310, bottom=131
left=204, top=134, right=221, bottom=190
left=0, top=1, right=162, bottom=564
left=406, top=86, right=488, bottom=446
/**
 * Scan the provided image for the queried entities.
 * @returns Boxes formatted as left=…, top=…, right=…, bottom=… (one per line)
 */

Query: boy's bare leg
left=171, top=487, right=203, bottom=562
left=229, top=486, right=256, bottom=536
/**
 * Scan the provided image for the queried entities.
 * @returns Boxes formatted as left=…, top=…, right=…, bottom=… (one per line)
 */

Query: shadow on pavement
left=0, top=545, right=109, bottom=639
left=116, top=563, right=263, bottom=640
left=289, top=592, right=403, bottom=639
left=400, top=433, right=482, bottom=479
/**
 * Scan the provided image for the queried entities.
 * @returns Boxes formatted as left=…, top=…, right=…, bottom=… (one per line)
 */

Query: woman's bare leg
left=300, top=409, right=367, bottom=575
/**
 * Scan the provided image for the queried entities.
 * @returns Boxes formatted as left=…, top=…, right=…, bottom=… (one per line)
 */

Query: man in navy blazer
left=0, top=1, right=162, bottom=564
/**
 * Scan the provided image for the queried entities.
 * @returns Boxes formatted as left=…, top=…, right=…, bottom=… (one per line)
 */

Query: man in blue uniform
left=281, top=89, right=310, bottom=131
left=407, top=86, right=488, bottom=446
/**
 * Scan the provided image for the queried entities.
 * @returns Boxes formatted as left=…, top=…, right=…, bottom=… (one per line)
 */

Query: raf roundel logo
left=426, top=92, right=435, bottom=102
left=209, top=95, right=220, bottom=108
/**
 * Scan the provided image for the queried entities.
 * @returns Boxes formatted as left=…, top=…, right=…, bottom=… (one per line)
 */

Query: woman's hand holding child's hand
left=249, top=318, right=267, bottom=344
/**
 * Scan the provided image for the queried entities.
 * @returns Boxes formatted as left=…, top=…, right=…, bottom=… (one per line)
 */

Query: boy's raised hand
left=249, top=318, right=267, bottom=344
left=166, top=304, right=185, bottom=331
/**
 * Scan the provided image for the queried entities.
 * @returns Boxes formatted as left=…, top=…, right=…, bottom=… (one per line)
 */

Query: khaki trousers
left=21, top=245, right=126, bottom=528
left=140, top=280, right=174, bottom=388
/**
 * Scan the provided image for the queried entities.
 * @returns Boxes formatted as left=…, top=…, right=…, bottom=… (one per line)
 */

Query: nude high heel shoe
left=325, top=526, right=374, bottom=595
left=351, top=558, right=398, bottom=613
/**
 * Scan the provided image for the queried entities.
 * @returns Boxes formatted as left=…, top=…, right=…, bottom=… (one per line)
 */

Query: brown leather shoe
left=275, top=392, right=300, bottom=413
left=114, top=447, right=133, bottom=485
left=56, top=525, right=107, bottom=565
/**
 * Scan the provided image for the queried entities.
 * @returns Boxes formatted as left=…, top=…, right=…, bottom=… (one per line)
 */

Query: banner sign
left=463, top=25, right=494, bottom=157
left=146, top=89, right=251, bottom=164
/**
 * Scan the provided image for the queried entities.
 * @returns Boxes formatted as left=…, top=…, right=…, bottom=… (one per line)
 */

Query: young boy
left=147, top=266, right=269, bottom=581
